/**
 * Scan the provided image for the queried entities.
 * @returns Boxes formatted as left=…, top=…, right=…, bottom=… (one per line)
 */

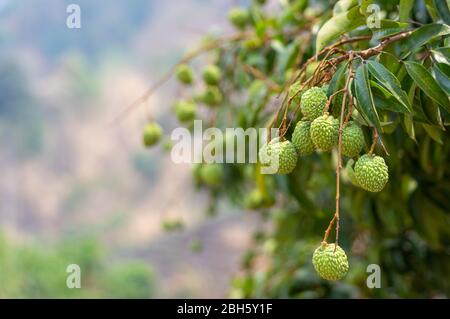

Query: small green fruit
left=174, top=100, right=197, bottom=122
left=203, top=65, right=222, bottom=86
left=310, top=115, right=338, bottom=151
left=259, top=138, right=298, bottom=174
left=354, top=154, right=389, bottom=192
left=342, top=122, right=365, bottom=158
left=321, top=84, right=329, bottom=96
left=199, top=163, right=224, bottom=187
left=245, top=189, right=275, bottom=209
left=175, top=64, right=194, bottom=85
left=301, top=86, right=328, bottom=120
left=312, top=243, right=349, bottom=281
left=292, top=120, right=316, bottom=156
left=201, top=86, right=223, bottom=106
left=142, top=122, right=162, bottom=147
left=228, top=8, right=249, bottom=30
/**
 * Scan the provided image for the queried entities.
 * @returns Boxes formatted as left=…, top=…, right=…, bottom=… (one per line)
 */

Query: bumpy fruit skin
left=142, top=123, right=162, bottom=147
left=292, top=120, right=316, bottom=156
left=259, top=139, right=298, bottom=174
left=310, top=115, right=338, bottom=151
left=202, top=65, right=222, bottom=85
left=199, top=163, right=224, bottom=187
left=174, top=101, right=197, bottom=122
left=201, top=86, right=223, bottom=106
left=301, top=86, right=328, bottom=120
left=354, top=154, right=389, bottom=192
left=175, top=64, right=194, bottom=85
left=228, top=8, right=249, bottom=30
left=312, top=243, right=349, bottom=281
left=342, top=122, right=365, bottom=158
left=288, top=81, right=302, bottom=108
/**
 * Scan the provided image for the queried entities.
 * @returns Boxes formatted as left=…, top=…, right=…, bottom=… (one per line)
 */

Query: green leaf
left=399, top=24, right=450, bottom=59
left=333, top=0, right=358, bottom=15
left=399, top=0, right=414, bottom=22
left=422, top=124, right=443, bottom=144
left=316, top=6, right=366, bottom=53
left=354, top=63, right=382, bottom=131
left=431, top=47, right=450, bottom=65
left=403, top=114, right=416, bottom=141
left=434, top=0, right=450, bottom=24
left=367, top=60, right=412, bottom=112
left=328, top=61, right=348, bottom=96
left=432, top=64, right=450, bottom=95
left=404, top=61, right=450, bottom=113
left=371, top=82, right=411, bottom=113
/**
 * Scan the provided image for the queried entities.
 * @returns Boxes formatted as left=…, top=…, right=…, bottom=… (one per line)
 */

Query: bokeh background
left=0, top=0, right=260, bottom=298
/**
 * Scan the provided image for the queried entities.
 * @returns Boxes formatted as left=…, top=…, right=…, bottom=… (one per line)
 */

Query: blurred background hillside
left=0, top=0, right=259, bottom=298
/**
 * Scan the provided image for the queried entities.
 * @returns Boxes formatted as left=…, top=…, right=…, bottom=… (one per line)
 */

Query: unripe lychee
left=228, top=8, right=249, bottom=30
left=354, top=154, right=389, bottom=192
left=259, top=138, right=298, bottom=174
left=245, top=189, right=275, bottom=209
left=203, top=65, right=222, bottom=86
left=175, top=64, right=194, bottom=85
left=201, top=86, right=223, bottom=106
left=342, top=121, right=365, bottom=158
left=292, top=120, right=316, bottom=156
left=174, top=100, right=197, bottom=122
left=312, top=243, right=349, bottom=281
left=321, top=84, right=329, bottom=96
left=310, top=115, right=338, bottom=151
left=142, top=122, right=162, bottom=147
left=199, top=163, right=224, bottom=187
left=301, top=86, right=328, bottom=120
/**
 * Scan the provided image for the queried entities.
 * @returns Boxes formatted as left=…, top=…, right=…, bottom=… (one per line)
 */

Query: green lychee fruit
left=175, top=64, right=194, bottom=85
left=301, top=86, right=328, bottom=120
left=142, top=122, right=162, bottom=147
left=201, top=86, right=223, bottom=106
left=174, top=100, right=197, bottom=122
left=292, top=120, right=316, bottom=156
left=342, top=122, right=365, bottom=158
left=203, top=65, right=222, bottom=86
left=228, top=8, right=249, bottom=30
left=288, top=81, right=302, bottom=109
left=312, top=243, right=349, bottom=281
left=245, top=189, right=275, bottom=209
left=259, top=138, right=298, bottom=174
left=321, top=84, right=329, bottom=96
left=305, top=61, right=320, bottom=78
left=199, top=163, right=224, bottom=187
left=310, top=114, right=339, bottom=151
left=354, top=154, right=389, bottom=192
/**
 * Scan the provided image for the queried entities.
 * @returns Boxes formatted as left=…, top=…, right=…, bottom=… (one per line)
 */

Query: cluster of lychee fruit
left=259, top=83, right=389, bottom=194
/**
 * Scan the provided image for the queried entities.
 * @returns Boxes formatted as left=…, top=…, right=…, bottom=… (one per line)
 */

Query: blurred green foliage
left=0, top=234, right=155, bottom=298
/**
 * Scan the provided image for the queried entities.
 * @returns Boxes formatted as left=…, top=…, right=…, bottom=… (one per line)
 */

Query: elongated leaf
left=367, top=60, right=412, bottom=112
left=333, top=0, right=358, bottom=15
left=328, top=61, right=348, bottom=96
left=433, top=0, right=450, bottom=24
left=354, top=63, right=381, bottom=131
left=399, top=0, right=414, bottom=22
left=316, top=6, right=366, bottom=53
left=371, top=82, right=411, bottom=113
left=431, top=47, right=450, bottom=65
left=432, top=64, right=450, bottom=95
left=399, top=24, right=450, bottom=59
left=404, top=61, right=450, bottom=113
left=422, top=123, right=443, bottom=144
left=404, top=114, right=416, bottom=141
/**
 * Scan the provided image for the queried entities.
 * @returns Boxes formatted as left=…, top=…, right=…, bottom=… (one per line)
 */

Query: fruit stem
left=323, top=57, right=354, bottom=246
